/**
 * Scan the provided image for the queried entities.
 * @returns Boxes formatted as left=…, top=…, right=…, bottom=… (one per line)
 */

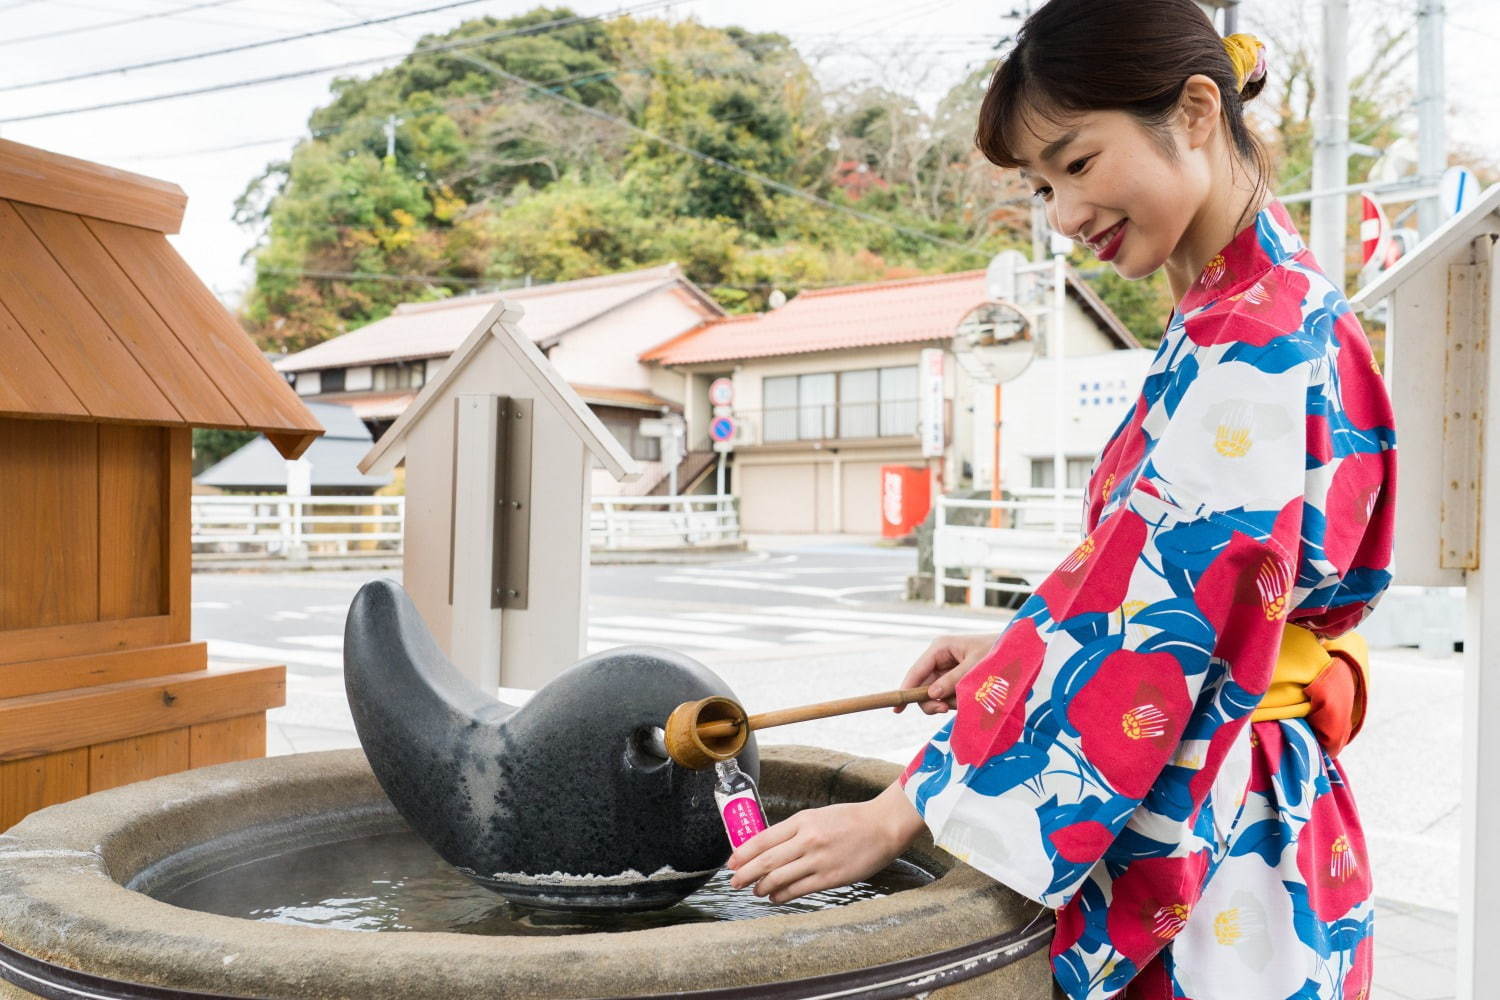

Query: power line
left=0, top=0, right=242, bottom=48
left=0, top=0, right=680, bottom=124
left=0, top=0, right=498, bottom=92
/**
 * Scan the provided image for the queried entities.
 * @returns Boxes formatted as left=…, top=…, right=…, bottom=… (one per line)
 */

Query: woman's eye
left=1031, top=186, right=1053, bottom=201
left=1066, top=156, right=1092, bottom=175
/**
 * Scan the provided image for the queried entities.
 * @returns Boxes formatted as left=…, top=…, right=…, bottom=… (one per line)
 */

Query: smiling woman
left=724, top=3, right=1397, bottom=1000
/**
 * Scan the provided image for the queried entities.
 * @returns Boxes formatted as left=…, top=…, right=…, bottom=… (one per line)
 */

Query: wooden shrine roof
left=0, top=140, right=322, bottom=459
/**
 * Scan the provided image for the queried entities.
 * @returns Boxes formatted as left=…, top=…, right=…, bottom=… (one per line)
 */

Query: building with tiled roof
left=642, top=267, right=1151, bottom=535
left=273, top=263, right=724, bottom=496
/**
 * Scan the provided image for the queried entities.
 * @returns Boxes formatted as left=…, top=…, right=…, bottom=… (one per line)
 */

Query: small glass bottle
left=714, top=758, right=768, bottom=848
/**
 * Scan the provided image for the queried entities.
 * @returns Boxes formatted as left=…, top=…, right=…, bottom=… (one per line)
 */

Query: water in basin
left=154, top=831, right=934, bottom=935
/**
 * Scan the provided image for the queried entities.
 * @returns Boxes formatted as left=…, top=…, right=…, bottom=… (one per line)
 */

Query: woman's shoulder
left=1177, top=253, right=1348, bottom=363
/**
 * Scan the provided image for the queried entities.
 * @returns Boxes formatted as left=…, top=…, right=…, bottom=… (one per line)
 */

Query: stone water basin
left=0, top=746, right=1055, bottom=999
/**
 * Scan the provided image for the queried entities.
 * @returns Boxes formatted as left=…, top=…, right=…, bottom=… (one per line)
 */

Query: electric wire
left=0, top=0, right=499, bottom=92
left=0, top=0, right=681, bottom=123
left=0, top=0, right=242, bottom=48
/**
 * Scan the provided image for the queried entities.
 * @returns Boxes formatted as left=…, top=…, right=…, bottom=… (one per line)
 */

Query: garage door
left=840, top=461, right=887, bottom=535
left=737, top=463, right=817, bottom=533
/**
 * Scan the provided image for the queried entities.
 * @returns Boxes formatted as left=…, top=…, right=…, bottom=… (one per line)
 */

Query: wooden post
left=450, top=395, right=503, bottom=693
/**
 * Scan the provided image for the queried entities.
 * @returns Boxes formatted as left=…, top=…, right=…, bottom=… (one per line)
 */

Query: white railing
left=591, top=494, right=742, bottom=551
left=192, top=495, right=405, bottom=560
left=932, top=489, right=1084, bottom=608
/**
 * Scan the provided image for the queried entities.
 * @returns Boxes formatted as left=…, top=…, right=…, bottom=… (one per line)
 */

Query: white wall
left=546, top=287, right=711, bottom=391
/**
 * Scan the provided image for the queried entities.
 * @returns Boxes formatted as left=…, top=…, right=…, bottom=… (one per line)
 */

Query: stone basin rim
left=0, top=747, right=1051, bottom=999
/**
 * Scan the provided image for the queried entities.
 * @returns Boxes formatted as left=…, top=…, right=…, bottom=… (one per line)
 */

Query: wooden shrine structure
left=0, top=139, right=323, bottom=832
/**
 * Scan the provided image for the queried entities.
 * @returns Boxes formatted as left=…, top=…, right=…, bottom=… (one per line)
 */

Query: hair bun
left=1222, top=33, right=1268, bottom=100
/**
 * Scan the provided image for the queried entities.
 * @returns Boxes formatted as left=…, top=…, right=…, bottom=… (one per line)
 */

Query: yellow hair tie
left=1222, top=33, right=1267, bottom=93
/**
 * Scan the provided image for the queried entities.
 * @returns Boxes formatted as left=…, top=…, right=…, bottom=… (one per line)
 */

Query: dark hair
left=977, top=0, right=1267, bottom=187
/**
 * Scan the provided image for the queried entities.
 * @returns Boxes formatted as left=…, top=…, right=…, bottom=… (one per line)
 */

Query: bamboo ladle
left=658, top=686, right=932, bottom=770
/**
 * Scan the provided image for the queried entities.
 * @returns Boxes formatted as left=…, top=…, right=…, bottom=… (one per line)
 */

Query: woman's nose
left=1049, top=194, right=1091, bottom=243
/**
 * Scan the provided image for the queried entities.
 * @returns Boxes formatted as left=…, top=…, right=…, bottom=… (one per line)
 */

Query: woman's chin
left=1110, top=254, right=1163, bottom=282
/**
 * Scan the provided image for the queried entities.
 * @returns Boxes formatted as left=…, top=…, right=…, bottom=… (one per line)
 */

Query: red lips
left=1090, top=220, right=1127, bottom=262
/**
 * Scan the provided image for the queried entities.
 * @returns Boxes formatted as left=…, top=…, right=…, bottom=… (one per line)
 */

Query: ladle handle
left=696, top=686, right=933, bottom=739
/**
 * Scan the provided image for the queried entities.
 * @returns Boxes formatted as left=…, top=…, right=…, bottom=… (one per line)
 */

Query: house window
left=372, top=362, right=426, bottom=391
left=597, top=410, right=662, bottom=463
left=1030, top=457, right=1094, bottom=489
left=319, top=368, right=346, bottom=393
left=762, top=365, right=919, bottom=443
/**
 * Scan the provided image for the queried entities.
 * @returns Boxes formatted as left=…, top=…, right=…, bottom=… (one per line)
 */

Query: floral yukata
left=901, top=201, right=1396, bottom=1000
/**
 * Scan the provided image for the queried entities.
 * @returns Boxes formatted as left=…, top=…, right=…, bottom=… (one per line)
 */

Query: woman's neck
left=1164, top=157, right=1269, bottom=302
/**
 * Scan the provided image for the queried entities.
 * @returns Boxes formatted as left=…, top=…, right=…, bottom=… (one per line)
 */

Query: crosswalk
left=204, top=605, right=999, bottom=670
left=585, top=605, right=996, bottom=655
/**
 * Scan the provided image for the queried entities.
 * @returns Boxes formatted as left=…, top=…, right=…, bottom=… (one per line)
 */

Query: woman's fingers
left=727, top=829, right=804, bottom=890
left=726, top=818, right=796, bottom=872
left=769, top=871, right=836, bottom=905
left=752, top=855, right=819, bottom=901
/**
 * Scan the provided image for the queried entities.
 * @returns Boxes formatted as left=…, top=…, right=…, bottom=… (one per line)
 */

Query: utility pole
left=383, top=114, right=399, bottom=160
left=1416, top=0, right=1447, bottom=237
left=1310, top=0, right=1350, bottom=287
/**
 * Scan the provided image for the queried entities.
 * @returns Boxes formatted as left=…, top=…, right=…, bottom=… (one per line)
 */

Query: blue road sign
left=709, top=416, right=736, bottom=443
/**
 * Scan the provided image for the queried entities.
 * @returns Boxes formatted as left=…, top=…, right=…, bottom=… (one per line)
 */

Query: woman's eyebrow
left=1017, top=128, right=1083, bottom=175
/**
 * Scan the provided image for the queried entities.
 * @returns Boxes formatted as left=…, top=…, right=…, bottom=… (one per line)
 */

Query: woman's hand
left=896, top=632, right=1003, bottom=715
left=726, top=782, right=926, bottom=904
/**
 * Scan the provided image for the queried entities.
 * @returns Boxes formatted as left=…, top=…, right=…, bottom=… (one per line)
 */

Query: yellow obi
left=1250, top=624, right=1370, bottom=756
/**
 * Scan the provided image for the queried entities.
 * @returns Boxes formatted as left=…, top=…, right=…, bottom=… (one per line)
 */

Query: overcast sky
left=2, top=0, right=1495, bottom=306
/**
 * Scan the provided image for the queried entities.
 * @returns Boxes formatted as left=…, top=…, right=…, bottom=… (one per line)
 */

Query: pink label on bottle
left=720, top=793, right=767, bottom=847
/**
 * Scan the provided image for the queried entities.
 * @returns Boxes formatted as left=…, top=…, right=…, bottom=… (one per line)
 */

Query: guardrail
left=932, top=490, right=1083, bottom=608
left=193, top=493, right=744, bottom=562
left=591, top=494, right=742, bottom=551
left=192, top=495, right=404, bottom=560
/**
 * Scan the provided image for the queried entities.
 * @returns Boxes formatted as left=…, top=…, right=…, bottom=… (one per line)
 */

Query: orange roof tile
left=640, top=268, right=1138, bottom=365
left=0, top=140, right=322, bottom=459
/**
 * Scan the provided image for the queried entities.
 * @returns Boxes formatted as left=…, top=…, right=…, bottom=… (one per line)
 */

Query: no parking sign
left=710, top=415, right=736, bottom=444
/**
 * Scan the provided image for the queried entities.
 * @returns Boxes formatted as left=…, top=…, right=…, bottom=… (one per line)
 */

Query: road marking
left=305, top=604, right=351, bottom=615
left=663, top=568, right=795, bottom=581
left=591, top=615, right=745, bottom=634
left=191, top=601, right=231, bottom=609
left=207, top=639, right=342, bottom=669
left=268, top=610, right=310, bottom=621
left=586, top=626, right=773, bottom=651
left=783, top=630, right=882, bottom=643
left=655, top=575, right=842, bottom=599
left=765, top=605, right=1000, bottom=632
left=282, top=635, right=345, bottom=649
left=679, top=611, right=940, bottom=638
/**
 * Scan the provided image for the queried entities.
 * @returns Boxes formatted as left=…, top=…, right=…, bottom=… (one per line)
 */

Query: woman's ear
left=1178, top=74, right=1223, bottom=151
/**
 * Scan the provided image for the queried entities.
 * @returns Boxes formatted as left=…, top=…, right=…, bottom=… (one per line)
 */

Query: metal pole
left=1051, top=252, right=1067, bottom=537
left=1416, top=0, right=1447, bottom=237
left=990, top=384, right=1004, bottom=528
left=1310, top=0, right=1350, bottom=288
left=716, top=451, right=726, bottom=496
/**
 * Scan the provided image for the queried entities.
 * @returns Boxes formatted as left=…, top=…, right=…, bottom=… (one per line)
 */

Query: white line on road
left=191, top=601, right=232, bottom=609
left=282, top=635, right=345, bottom=649
left=765, top=605, right=1001, bottom=632
left=207, top=639, right=343, bottom=669
left=679, top=611, right=940, bottom=638
left=661, top=568, right=795, bottom=581
left=784, top=630, right=886, bottom=643
left=585, top=626, right=773, bottom=651
left=654, top=576, right=842, bottom=599
left=591, top=615, right=746, bottom=634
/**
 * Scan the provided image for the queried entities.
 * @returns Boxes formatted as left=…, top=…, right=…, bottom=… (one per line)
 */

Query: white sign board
left=919, top=348, right=945, bottom=459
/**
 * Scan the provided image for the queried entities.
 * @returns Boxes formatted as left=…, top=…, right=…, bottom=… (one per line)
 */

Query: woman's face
left=1015, top=108, right=1210, bottom=280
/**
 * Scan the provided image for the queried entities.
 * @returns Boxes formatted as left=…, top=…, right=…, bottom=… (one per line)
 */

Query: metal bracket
left=493, top=397, right=533, bottom=609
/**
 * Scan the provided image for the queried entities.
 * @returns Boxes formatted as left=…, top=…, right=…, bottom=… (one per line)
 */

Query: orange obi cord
left=1250, top=623, right=1369, bottom=756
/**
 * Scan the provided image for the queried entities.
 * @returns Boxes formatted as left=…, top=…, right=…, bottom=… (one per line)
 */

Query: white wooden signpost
left=1349, top=183, right=1500, bottom=1000
left=360, top=301, right=641, bottom=692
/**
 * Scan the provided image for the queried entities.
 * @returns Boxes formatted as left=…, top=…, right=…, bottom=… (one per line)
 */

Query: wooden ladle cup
left=661, top=686, right=934, bottom=770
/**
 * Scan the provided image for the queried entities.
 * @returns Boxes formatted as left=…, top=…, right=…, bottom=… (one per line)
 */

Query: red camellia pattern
left=1103, top=852, right=1211, bottom=967
left=948, top=617, right=1047, bottom=766
left=1322, top=451, right=1388, bottom=575
left=1035, top=508, right=1148, bottom=622
left=1068, top=649, right=1193, bottom=799
left=1296, top=780, right=1372, bottom=922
